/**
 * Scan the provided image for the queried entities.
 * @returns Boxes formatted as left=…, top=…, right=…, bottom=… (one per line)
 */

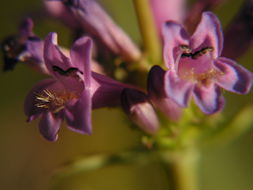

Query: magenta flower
left=161, top=12, right=252, bottom=114
left=24, top=33, right=132, bottom=141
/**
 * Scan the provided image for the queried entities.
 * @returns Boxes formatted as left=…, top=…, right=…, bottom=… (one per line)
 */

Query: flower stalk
left=133, top=0, right=162, bottom=64
left=161, top=149, right=200, bottom=190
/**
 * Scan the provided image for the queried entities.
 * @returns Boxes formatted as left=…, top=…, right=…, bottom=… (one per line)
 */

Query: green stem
left=161, top=149, right=200, bottom=190
left=51, top=150, right=155, bottom=182
left=133, top=0, right=162, bottom=64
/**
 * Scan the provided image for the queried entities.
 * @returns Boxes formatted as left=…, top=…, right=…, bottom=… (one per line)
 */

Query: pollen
left=35, top=89, right=79, bottom=113
left=195, top=69, right=224, bottom=85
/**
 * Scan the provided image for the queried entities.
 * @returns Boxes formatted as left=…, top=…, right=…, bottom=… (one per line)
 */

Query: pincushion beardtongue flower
left=25, top=32, right=92, bottom=141
left=160, top=11, right=253, bottom=114
left=25, top=32, right=155, bottom=141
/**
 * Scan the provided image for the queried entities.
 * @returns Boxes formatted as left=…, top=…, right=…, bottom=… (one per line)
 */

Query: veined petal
left=70, top=36, right=92, bottom=87
left=190, top=12, right=223, bottom=58
left=164, top=70, right=193, bottom=107
left=214, top=57, right=253, bottom=94
left=66, top=89, right=92, bottom=135
left=193, top=83, right=224, bottom=114
left=162, top=21, right=189, bottom=70
left=39, top=112, right=62, bottom=141
left=24, top=79, right=58, bottom=122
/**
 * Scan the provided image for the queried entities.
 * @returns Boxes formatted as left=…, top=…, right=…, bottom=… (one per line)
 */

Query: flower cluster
left=1, top=0, right=252, bottom=141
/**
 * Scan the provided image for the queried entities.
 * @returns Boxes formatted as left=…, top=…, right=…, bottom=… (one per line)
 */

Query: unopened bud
left=121, top=88, right=159, bottom=134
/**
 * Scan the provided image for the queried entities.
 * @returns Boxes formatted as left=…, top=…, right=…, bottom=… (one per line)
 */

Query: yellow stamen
left=35, top=89, right=79, bottom=113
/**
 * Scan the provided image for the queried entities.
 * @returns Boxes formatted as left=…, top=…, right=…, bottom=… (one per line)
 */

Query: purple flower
left=161, top=12, right=253, bottom=114
left=45, top=0, right=141, bottom=62
left=1, top=18, right=47, bottom=73
left=149, top=0, right=186, bottom=35
left=24, top=33, right=133, bottom=141
left=44, top=0, right=80, bottom=30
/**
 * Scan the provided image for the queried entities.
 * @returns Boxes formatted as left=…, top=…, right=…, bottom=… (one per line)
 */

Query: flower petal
left=193, top=83, right=224, bottom=114
left=24, top=79, right=58, bottom=122
left=70, top=36, right=92, bottom=87
left=44, top=32, right=72, bottom=75
left=147, top=65, right=167, bottom=98
left=66, top=89, right=92, bottom=135
left=147, top=65, right=182, bottom=120
left=24, top=38, right=48, bottom=74
left=214, top=57, right=253, bottom=94
left=150, top=0, right=186, bottom=35
left=190, top=12, right=223, bottom=58
left=162, top=21, right=190, bottom=70
left=44, top=32, right=84, bottom=93
left=39, top=112, right=62, bottom=141
left=164, top=70, right=193, bottom=107
left=91, top=72, right=129, bottom=108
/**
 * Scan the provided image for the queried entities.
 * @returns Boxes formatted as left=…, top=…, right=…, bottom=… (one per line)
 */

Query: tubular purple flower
left=121, top=88, right=160, bottom=134
left=162, top=12, right=253, bottom=114
left=24, top=32, right=135, bottom=141
left=44, top=0, right=80, bottom=30
left=149, top=0, right=186, bottom=35
left=45, top=0, right=141, bottom=62
left=223, top=0, right=253, bottom=59
left=147, top=65, right=182, bottom=120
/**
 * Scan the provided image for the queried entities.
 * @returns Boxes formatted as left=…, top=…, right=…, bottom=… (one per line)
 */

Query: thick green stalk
left=161, top=149, right=200, bottom=190
left=133, top=0, right=162, bottom=64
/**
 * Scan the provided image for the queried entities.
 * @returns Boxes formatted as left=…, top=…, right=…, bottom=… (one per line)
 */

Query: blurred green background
left=1, top=0, right=253, bottom=190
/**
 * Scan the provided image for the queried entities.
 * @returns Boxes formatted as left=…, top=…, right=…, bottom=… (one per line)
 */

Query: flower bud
left=121, top=88, right=160, bottom=134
